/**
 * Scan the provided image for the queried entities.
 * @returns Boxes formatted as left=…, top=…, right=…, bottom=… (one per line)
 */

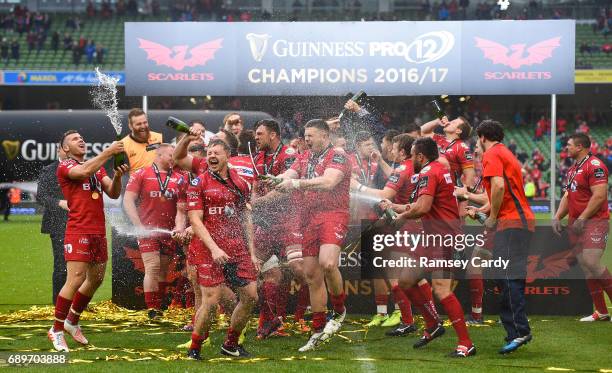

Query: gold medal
left=91, top=192, right=100, bottom=200
left=160, top=196, right=166, bottom=202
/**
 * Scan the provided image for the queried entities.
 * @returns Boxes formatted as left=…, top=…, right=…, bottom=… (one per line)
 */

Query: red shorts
left=569, top=219, right=609, bottom=252
left=255, top=223, right=303, bottom=260
left=302, top=211, right=349, bottom=257
left=64, top=233, right=108, bottom=263
left=187, top=238, right=206, bottom=266
left=196, top=254, right=257, bottom=288
left=137, top=237, right=176, bottom=255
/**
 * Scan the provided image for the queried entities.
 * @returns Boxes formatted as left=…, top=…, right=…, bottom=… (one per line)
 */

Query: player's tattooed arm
left=188, top=209, right=229, bottom=264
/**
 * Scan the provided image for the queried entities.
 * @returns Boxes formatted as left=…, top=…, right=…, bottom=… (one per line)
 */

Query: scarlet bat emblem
left=138, top=38, right=223, bottom=71
left=474, top=36, right=561, bottom=69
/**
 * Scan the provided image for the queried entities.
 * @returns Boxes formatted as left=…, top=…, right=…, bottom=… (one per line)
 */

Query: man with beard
left=121, top=108, right=163, bottom=172
left=186, top=139, right=259, bottom=359
left=48, top=131, right=128, bottom=352
left=382, top=137, right=475, bottom=357
left=554, top=133, right=612, bottom=322
left=272, top=119, right=351, bottom=352
left=124, top=144, right=182, bottom=318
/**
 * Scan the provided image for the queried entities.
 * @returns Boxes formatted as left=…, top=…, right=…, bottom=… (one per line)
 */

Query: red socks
left=469, top=277, right=484, bottom=319
left=440, top=294, right=472, bottom=348
left=587, top=279, right=609, bottom=315
left=312, top=312, right=327, bottom=333
left=158, top=281, right=169, bottom=307
left=418, top=281, right=438, bottom=320
left=330, top=292, right=346, bottom=314
left=598, top=269, right=612, bottom=301
left=144, top=291, right=161, bottom=310
left=404, top=286, right=438, bottom=329
left=190, top=331, right=208, bottom=350
left=53, top=295, right=72, bottom=332
left=225, top=327, right=241, bottom=348
left=260, top=281, right=278, bottom=322
left=391, top=285, right=413, bottom=324
left=294, top=284, right=310, bottom=321
left=66, top=291, right=92, bottom=325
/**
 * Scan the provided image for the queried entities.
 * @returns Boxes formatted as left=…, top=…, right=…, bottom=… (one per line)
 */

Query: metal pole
left=142, top=96, right=148, bottom=113
left=550, top=94, right=557, bottom=216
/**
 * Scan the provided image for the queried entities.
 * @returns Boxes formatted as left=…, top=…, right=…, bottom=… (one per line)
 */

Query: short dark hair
left=304, top=119, right=330, bottom=133
left=255, top=119, right=281, bottom=137
left=457, top=116, right=472, bottom=141
left=383, top=129, right=400, bottom=143
left=238, top=130, right=256, bottom=155
left=128, top=108, right=146, bottom=124
left=60, top=130, right=79, bottom=147
left=569, top=133, right=591, bottom=149
left=207, top=139, right=230, bottom=153
left=190, top=120, right=206, bottom=129
left=412, top=137, right=438, bottom=162
left=403, top=123, right=421, bottom=136
left=476, top=120, right=505, bottom=142
left=354, top=131, right=373, bottom=146
left=392, top=134, right=414, bottom=156
left=218, top=129, right=239, bottom=156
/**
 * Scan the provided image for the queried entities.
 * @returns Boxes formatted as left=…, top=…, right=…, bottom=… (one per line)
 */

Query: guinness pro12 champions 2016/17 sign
left=124, top=20, right=575, bottom=96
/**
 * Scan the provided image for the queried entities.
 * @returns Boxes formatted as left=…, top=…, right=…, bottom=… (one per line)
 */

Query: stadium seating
left=0, top=14, right=610, bottom=70
left=576, top=24, right=612, bottom=69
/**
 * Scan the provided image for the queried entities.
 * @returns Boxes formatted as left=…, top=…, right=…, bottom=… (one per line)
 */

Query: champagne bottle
left=430, top=99, right=445, bottom=120
left=339, top=90, right=367, bottom=120
left=257, top=175, right=282, bottom=185
left=166, top=116, right=191, bottom=134
left=113, top=134, right=126, bottom=169
left=383, top=208, right=398, bottom=221
left=475, top=212, right=488, bottom=225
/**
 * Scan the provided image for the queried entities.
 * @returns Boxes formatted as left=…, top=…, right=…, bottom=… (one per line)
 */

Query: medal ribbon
left=209, top=170, right=245, bottom=205
left=306, top=144, right=333, bottom=180
left=152, top=163, right=172, bottom=197
left=564, top=153, right=591, bottom=191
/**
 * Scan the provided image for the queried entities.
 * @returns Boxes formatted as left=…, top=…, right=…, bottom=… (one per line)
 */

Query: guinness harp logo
left=246, top=33, right=271, bottom=62
left=2, top=140, right=20, bottom=161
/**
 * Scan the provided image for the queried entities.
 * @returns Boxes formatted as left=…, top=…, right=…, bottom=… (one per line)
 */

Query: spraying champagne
left=113, top=134, right=126, bottom=168
left=257, top=174, right=283, bottom=186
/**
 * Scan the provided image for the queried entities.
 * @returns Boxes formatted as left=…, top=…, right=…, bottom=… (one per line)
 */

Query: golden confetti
left=546, top=368, right=574, bottom=371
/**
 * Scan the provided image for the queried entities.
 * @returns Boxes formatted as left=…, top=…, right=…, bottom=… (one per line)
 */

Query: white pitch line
left=353, top=343, right=377, bottom=373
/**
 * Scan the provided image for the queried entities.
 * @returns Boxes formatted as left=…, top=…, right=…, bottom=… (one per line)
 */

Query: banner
left=112, top=225, right=592, bottom=315
left=0, top=71, right=125, bottom=85
left=125, top=20, right=575, bottom=96
left=575, top=69, right=612, bottom=84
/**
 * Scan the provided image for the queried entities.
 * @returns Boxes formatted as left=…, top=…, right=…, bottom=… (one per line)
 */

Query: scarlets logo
left=475, top=37, right=560, bottom=69
left=138, top=38, right=223, bottom=71
left=475, top=37, right=561, bottom=81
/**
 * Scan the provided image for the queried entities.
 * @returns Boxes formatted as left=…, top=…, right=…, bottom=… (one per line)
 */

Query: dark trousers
left=50, top=232, right=67, bottom=304
left=493, top=228, right=532, bottom=340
